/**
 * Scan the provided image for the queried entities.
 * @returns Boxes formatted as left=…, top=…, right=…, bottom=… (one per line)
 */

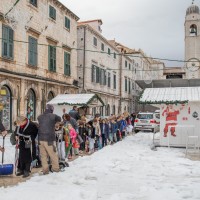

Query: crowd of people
left=0, top=105, right=136, bottom=178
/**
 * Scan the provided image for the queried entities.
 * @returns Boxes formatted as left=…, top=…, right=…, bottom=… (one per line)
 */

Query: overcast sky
left=60, top=0, right=194, bottom=67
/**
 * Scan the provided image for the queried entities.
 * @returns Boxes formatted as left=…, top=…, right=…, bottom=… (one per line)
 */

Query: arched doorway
left=27, top=89, right=36, bottom=121
left=0, top=85, right=12, bottom=130
left=48, top=91, right=54, bottom=102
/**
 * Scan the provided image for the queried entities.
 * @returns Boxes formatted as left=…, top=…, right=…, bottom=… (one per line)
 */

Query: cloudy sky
left=60, top=0, right=194, bottom=67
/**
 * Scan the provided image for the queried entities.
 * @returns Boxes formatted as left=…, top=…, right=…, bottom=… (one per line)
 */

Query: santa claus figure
left=162, top=104, right=183, bottom=137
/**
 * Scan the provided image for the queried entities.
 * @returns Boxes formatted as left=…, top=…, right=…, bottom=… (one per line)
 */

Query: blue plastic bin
left=0, top=164, right=14, bottom=175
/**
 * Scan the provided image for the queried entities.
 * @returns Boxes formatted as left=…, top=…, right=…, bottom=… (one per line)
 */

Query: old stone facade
left=77, top=20, right=121, bottom=116
left=0, top=0, right=79, bottom=130
left=185, top=2, right=200, bottom=79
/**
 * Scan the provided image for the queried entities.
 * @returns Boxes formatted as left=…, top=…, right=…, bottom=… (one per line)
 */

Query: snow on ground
left=1, top=133, right=200, bottom=200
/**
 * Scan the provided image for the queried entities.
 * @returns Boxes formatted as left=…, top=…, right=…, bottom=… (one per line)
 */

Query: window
left=64, top=52, right=70, bottom=76
left=96, top=66, right=100, bottom=83
left=129, top=63, right=131, bottom=70
left=190, top=24, right=197, bottom=36
left=2, top=25, right=13, bottom=59
left=27, top=89, right=36, bottom=121
left=104, top=70, right=107, bottom=85
left=101, top=43, right=104, bottom=51
left=49, top=5, right=56, bottom=20
left=125, top=78, right=127, bottom=92
left=28, top=36, right=37, bottom=66
left=113, top=74, right=116, bottom=89
left=93, top=37, right=97, bottom=46
left=91, top=65, right=96, bottom=82
left=108, top=72, right=111, bottom=87
left=125, top=60, right=128, bottom=68
left=30, top=0, right=37, bottom=7
left=100, top=69, right=105, bottom=85
left=114, top=52, right=116, bottom=59
left=108, top=48, right=111, bottom=55
left=128, top=79, right=131, bottom=94
left=48, top=45, right=56, bottom=72
left=65, top=17, right=70, bottom=30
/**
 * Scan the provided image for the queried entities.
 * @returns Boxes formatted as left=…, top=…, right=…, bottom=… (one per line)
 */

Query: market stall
left=47, top=93, right=104, bottom=118
left=139, top=87, right=200, bottom=147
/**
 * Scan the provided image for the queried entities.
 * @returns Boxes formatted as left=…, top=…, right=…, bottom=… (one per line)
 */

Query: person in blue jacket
left=100, top=119, right=109, bottom=147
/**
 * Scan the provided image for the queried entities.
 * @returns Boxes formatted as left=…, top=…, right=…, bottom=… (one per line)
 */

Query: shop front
left=0, top=85, right=12, bottom=131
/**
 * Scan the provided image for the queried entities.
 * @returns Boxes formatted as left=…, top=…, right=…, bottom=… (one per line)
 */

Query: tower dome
left=186, top=2, right=200, bottom=15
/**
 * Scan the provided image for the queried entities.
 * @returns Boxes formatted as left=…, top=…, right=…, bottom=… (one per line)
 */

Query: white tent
left=139, top=87, right=200, bottom=147
left=47, top=93, right=104, bottom=117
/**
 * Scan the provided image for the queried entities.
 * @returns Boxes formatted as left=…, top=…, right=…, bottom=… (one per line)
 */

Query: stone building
left=0, top=0, right=79, bottom=130
left=77, top=20, right=121, bottom=116
left=185, top=2, right=200, bottom=78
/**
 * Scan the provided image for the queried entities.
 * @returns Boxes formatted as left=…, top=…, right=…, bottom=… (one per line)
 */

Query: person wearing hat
left=37, top=104, right=61, bottom=174
left=0, top=119, right=7, bottom=152
left=15, top=116, right=38, bottom=178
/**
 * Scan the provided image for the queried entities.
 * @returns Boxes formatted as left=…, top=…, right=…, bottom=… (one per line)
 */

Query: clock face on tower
left=186, top=58, right=200, bottom=72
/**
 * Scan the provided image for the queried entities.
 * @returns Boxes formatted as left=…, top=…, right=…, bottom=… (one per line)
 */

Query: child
left=67, top=124, right=79, bottom=157
left=55, top=123, right=66, bottom=161
left=85, top=122, right=95, bottom=154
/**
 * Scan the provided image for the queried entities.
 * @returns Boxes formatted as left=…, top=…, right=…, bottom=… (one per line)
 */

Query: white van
left=134, top=112, right=160, bottom=133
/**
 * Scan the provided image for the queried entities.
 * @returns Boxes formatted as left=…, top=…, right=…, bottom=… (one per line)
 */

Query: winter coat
left=78, top=126, right=86, bottom=142
left=92, top=123, right=101, bottom=137
left=0, top=120, right=5, bottom=132
left=69, top=128, right=77, bottom=144
left=69, top=109, right=81, bottom=121
left=100, top=123, right=109, bottom=139
left=15, top=120, right=38, bottom=170
left=110, top=122, right=118, bottom=134
left=37, top=110, right=61, bottom=143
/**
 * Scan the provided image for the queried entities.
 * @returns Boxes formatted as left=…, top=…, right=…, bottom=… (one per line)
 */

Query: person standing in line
left=37, top=104, right=61, bottom=175
left=69, top=106, right=81, bottom=121
left=15, top=116, right=38, bottom=178
left=0, top=119, right=7, bottom=152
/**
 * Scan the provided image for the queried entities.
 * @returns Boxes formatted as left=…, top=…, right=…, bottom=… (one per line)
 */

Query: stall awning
left=139, top=87, right=200, bottom=104
left=47, top=93, right=104, bottom=106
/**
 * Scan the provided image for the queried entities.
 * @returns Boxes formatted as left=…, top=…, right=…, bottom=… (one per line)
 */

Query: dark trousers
left=102, top=134, right=107, bottom=147
left=18, top=146, right=32, bottom=172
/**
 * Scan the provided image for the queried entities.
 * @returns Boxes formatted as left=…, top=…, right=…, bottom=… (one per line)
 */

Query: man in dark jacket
left=69, top=106, right=81, bottom=121
left=0, top=119, right=7, bottom=152
left=15, top=116, right=38, bottom=178
left=37, top=104, right=61, bottom=174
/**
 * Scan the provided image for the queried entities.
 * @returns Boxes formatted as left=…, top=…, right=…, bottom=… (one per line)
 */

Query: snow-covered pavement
left=1, top=133, right=200, bottom=200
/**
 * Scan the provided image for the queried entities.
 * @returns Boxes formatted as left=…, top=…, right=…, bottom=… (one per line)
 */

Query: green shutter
left=91, top=65, right=95, bottom=82
left=49, top=6, right=56, bottom=20
left=64, top=52, right=71, bottom=76
left=48, top=45, right=56, bottom=72
left=96, top=67, right=99, bottom=83
left=65, top=17, right=71, bottom=30
left=2, top=25, right=13, bottom=59
left=28, top=36, right=37, bottom=66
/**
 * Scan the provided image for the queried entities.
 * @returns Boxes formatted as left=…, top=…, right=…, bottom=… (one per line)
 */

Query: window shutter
left=91, top=65, right=96, bottom=82
left=104, top=70, right=107, bottom=85
left=49, top=45, right=56, bottom=72
left=96, top=67, right=100, bottom=83
left=64, top=52, right=71, bottom=76
left=28, top=36, right=37, bottom=66
left=2, top=25, right=13, bottom=59
left=2, top=26, right=8, bottom=57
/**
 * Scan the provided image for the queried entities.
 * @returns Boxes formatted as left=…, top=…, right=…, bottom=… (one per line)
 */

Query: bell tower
left=185, top=0, right=200, bottom=78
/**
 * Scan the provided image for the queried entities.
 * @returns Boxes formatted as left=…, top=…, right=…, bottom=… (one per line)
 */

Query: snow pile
left=1, top=133, right=200, bottom=200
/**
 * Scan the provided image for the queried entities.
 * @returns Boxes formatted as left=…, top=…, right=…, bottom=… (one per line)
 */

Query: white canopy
left=47, top=93, right=104, bottom=106
left=139, top=87, right=200, bottom=104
